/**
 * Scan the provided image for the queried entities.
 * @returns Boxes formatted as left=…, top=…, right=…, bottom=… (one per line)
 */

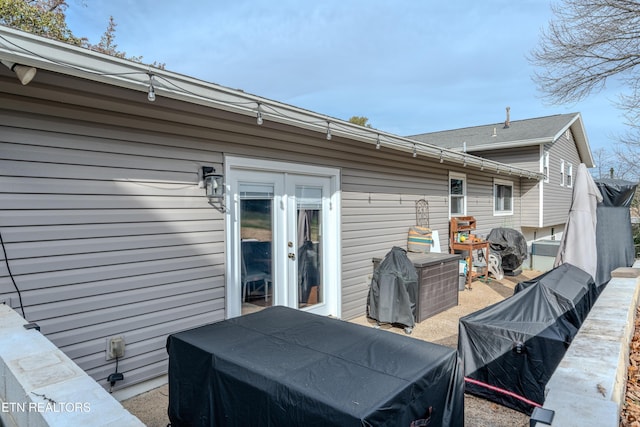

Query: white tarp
left=554, top=163, right=603, bottom=278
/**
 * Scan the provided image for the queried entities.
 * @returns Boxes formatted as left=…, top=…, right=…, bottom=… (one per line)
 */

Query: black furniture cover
left=486, top=227, right=527, bottom=272
left=167, top=306, right=464, bottom=427
left=594, top=178, right=637, bottom=288
left=514, top=263, right=597, bottom=328
left=458, top=263, right=596, bottom=415
left=367, top=246, right=418, bottom=329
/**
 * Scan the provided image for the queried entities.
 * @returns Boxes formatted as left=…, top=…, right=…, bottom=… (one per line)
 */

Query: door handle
left=288, top=253, right=296, bottom=260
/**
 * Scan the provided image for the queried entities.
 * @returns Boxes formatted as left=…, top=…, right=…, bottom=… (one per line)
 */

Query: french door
left=225, top=157, right=340, bottom=318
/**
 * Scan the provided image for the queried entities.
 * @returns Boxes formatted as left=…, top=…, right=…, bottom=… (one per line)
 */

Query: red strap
left=464, top=377, right=542, bottom=408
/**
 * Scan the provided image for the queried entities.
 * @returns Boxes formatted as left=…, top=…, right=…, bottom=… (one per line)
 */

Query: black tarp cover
left=514, top=263, right=597, bottom=328
left=458, top=264, right=596, bottom=414
left=594, top=179, right=637, bottom=288
left=167, top=306, right=464, bottom=427
left=486, top=228, right=528, bottom=271
left=367, top=246, right=418, bottom=328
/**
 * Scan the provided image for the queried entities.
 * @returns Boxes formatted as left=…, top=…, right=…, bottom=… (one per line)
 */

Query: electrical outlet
left=106, top=336, right=125, bottom=360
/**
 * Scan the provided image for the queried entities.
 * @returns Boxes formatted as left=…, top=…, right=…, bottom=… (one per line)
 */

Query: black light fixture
left=1, top=60, right=37, bottom=85
left=202, top=166, right=224, bottom=200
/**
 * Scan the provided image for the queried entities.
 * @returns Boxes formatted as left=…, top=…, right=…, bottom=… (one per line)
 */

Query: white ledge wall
left=542, top=264, right=640, bottom=426
left=0, top=304, right=144, bottom=427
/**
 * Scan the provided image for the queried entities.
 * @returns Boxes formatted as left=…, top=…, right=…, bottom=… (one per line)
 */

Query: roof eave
left=0, top=25, right=545, bottom=180
left=457, top=137, right=553, bottom=152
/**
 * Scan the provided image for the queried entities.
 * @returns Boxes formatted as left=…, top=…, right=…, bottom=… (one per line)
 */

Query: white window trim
left=493, top=178, right=514, bottom=216
left=449, top=171, right=467, bottom=218
left=560, top=159, right=565, bottom=187
left=567, top=163, right=573, bottom=188
left=542, top=151, right=550, bottom=183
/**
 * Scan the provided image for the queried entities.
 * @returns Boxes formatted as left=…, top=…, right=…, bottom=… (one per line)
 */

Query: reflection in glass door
left=292, top=184, right=323, bottom=310
left=239, top=183, right=274, bottom=315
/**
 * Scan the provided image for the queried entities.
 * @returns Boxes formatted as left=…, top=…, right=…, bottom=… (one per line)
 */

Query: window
left=560, top=159, right=565, bottom=186
left=493, top=179, right=513, bottom=215
left=567, top=163, right=573, bottom=188
left=543, top=151, right=550, bottom=183
left=449, top=172, right=466, bottom=217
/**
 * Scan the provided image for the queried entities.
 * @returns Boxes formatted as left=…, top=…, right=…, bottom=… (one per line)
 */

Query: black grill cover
left=167, top=306, right=464, bottom=427
left=458, top=264, right=596, bottom=414
left=594, top=179, right=637, bottom=288
left=487, top=228, right=527, bottom=272
left=367, top=246, right=418, bottom=328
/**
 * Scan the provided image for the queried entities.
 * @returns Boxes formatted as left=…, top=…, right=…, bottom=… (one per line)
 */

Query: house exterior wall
left=469, top=145, right=542, bottom=228
left=340, top=168, right=522, bottom=318
left=542, top=130, right=581, bottom=227
left=0, top=70, right=526, bottom=391
left=0, top=109, right=227, bottom=389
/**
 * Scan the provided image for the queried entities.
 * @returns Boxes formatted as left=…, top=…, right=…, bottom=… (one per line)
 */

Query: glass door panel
left=295, top=185, right=323, bottom=309
left=226, top=157, right=340, bottom=319
left=286, top=175, right=331, bottom=316
left=239, top=182, right=274, bottom=315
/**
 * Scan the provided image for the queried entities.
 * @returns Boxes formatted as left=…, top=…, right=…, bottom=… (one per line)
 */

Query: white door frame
left=224, top=156, right=341, bottom=319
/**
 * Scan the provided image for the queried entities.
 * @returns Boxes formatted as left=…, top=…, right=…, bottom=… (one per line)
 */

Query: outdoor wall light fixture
left=376, top=134, right=381, bottom=149
left=326, top=121, right=332, bottom=140
left=256, top=103, right=264, bottom=125
left=412, top=144, right=417, bottom=158
left=202, top=166, right=224, bottom=200
left=1, top=60, right=37, bottom=85
left=147, top=74, right=156, bottom=102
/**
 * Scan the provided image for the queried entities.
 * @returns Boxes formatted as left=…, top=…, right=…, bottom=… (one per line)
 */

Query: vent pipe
left=504, top=106, right=511, bottom=128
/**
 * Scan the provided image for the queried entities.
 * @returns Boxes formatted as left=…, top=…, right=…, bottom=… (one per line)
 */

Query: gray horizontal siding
left=339, top=164, right=522, bottom=320
left=0, top=98, right=227, bottom=392
left=472, top=145, right=541, bottom=227
left=473, top=145, right=540, bottom=171
left=543, top=132, right=581, bottom=227
left=0, top=68, right=541, bottom=392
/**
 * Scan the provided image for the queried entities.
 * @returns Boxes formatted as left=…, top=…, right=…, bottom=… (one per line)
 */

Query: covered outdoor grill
left=486, top=227, right=527, bottom=274
left=367, top=246, right=418, bottom=333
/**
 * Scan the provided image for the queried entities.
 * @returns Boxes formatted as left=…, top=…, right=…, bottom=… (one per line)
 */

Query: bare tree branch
left=530, top=0, right=640, bottom=105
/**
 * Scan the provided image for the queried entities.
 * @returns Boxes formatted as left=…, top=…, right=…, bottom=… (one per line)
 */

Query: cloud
left=64, top=0, right=622, bottom=151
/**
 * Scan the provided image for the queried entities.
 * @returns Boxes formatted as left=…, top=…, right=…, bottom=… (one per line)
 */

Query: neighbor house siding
left=542, top=131, right=580, bottom=227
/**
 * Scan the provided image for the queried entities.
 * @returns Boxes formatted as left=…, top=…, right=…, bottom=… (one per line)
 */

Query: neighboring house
left=0, top=26, right=588, bottom=396
left=409, top=110, right=595, bottom=242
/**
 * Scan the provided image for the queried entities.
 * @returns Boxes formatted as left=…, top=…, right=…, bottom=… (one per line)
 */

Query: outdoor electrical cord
left=108, top=356, right=124, bottom=392
left=0, top=229, right=26, bottom=318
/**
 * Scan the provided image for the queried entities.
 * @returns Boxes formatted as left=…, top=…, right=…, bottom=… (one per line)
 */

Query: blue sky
left=65, top=0, right=624, bottom=153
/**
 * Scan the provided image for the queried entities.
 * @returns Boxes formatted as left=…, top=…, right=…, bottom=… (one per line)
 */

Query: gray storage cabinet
left=373, top=252, right=460, bottom=322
